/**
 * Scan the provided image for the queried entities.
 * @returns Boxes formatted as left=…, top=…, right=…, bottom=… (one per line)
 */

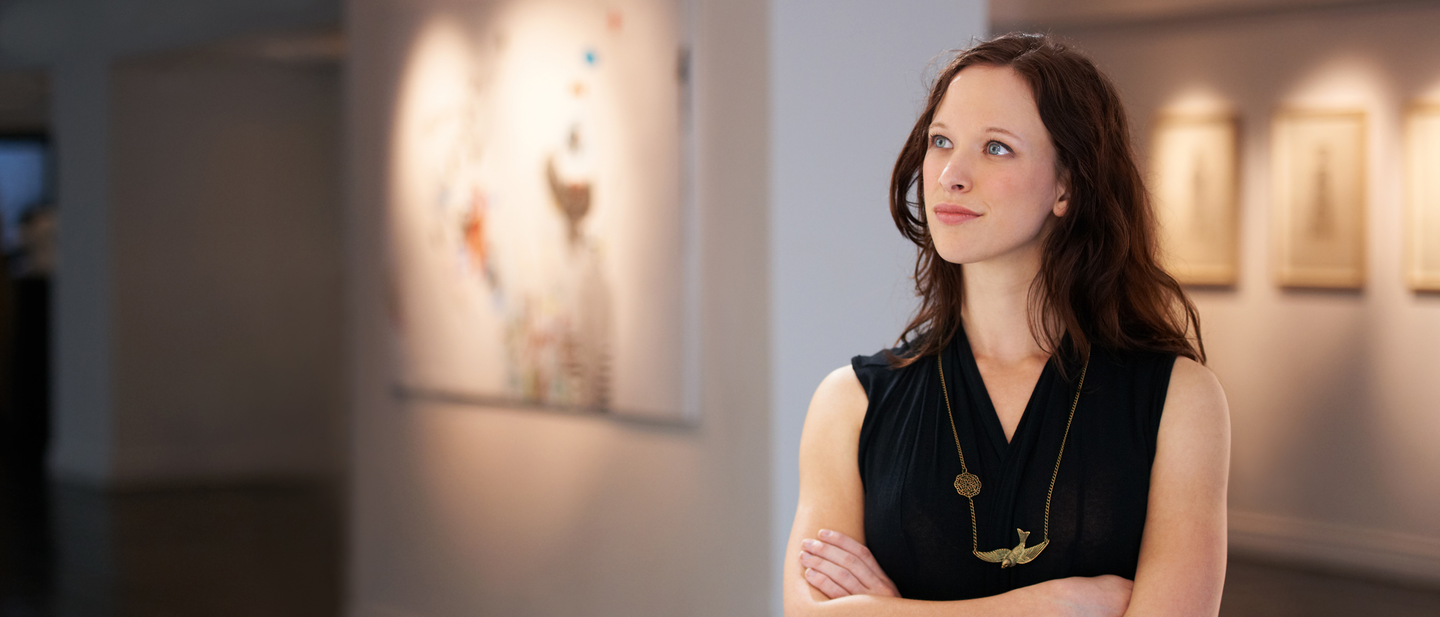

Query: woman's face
left=923, top=64, right=1068, bottom=266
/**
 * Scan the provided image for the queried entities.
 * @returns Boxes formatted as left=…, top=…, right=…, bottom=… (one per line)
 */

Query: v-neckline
left=950, top=325, right=1056, bottom=458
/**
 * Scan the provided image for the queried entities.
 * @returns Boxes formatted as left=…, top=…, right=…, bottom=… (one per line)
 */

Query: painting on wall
left=1149, top=113, right=1240, bottom=286
left=1271, top=110, right=1367, bottom=289
left=387, top=0, right=695, bottom=422
left=1406, top=104, right=1440, bottom=291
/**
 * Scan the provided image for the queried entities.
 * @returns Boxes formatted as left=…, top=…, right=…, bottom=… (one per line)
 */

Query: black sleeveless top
left=851, top=327, right=1176, bottom=600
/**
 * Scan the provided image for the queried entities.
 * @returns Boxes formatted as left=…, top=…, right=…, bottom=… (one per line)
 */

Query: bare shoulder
left=798, top=365, right=869, bottom=450
left=810, top=365, right=868, bottom=420
left=1164, top=357, right=1229, bottom=425
left=1156, top=356, right=1230, bottom=469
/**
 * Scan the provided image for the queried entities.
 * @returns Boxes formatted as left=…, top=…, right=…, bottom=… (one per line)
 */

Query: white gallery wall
left=346, top=0, right=985, bottom=615
left=1061, top=2, right=1440, bottom=583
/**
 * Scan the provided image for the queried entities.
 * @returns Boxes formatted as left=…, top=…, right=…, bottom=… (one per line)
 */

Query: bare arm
left=1123, top=357, right=1231, bottom=617
left=783, top=366, right=1130, bottom=617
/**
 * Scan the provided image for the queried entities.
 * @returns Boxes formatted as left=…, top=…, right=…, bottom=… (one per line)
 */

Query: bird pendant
left=975, top=528, right=1048, bottom=568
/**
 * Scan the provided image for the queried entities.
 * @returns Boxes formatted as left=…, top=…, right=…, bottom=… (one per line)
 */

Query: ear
left=1052, top=176, right=1071, bottom=217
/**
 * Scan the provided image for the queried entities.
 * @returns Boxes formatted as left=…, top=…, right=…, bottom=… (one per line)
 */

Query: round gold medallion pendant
left=954, top=472, right=981, bottom=498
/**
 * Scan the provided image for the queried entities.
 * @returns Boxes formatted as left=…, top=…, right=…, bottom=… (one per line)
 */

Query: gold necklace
left=937, top=353, right=1088, bottom=568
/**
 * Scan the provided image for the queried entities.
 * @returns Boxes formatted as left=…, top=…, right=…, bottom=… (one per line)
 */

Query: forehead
left=934, top=64, right=1044, bottom=134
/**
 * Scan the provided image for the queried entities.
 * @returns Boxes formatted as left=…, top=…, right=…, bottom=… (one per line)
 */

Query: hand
left=797, top=529, right=899, bottom=599
left=1029, top=575, right=1133, bottom=617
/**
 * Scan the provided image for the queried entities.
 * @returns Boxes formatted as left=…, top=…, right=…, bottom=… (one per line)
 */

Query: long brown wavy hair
left=889, top=33, right=1204, bottom=370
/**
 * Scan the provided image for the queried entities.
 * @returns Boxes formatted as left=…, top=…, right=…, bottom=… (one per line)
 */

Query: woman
left=783, top=34, right=1229, bottom=616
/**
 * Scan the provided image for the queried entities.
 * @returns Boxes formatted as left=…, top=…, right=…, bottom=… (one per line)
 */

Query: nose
left=936, top=151, right=970, bottom=192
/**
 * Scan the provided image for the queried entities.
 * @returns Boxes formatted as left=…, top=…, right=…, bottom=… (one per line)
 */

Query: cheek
left=992, top=166, right=1056, bottom=220
left=921, top=153, right=944, bottom=193
left=919, top=162, right=941, bottom=221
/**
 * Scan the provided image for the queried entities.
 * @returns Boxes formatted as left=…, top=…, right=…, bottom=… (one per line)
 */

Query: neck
left=959, top=244, right=1048, bottom=364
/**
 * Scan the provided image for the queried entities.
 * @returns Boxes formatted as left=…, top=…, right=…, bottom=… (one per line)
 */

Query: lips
left=933, top=204, right=980, bottom=225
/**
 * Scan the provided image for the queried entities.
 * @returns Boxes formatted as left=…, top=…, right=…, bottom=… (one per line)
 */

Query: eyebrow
left=984, top=127, right=1023, bottom=142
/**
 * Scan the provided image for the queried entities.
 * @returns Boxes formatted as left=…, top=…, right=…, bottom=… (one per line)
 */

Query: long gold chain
left=937, top=353, right=1088, bottom=567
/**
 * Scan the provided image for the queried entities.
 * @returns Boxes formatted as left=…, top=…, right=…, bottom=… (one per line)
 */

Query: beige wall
left=344, top=0, right=772, bottom=615
left=110, top=52, right=344, bottom=483
left=1059, top=2, right=1440, bottom=583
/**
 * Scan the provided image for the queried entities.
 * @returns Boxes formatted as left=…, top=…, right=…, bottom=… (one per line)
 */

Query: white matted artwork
left=388, top=0, right=696, bottom=422
left=1271, top=110, right=1367, bottom=289
left=1149, top=113, right=1240, bottom=286
left=1405, top=104, right=1440, bottom=291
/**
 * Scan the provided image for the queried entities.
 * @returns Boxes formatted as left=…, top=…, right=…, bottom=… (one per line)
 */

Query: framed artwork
left=1271, top=109, right=1367, bottom=289
left=1149, top=113, right=1240, bottom=285
left=1405, top=104, right=1440, bottom=291
left=387, top=0, right=698, bottom=423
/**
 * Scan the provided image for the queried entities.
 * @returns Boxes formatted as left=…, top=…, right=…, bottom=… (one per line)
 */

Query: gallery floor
left=3, top=471, right=1439, bottom=616
left=0, top=475, right=342, bottom=617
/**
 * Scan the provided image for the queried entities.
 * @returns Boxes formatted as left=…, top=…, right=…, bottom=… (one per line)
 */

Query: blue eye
left=986, top=141, right=1012, bottom=156
left=931, top=134, right=952, bottom=149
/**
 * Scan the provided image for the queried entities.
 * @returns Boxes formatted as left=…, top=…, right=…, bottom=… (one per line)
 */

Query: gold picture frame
left=1150, top=113, right=1241, bottom=286
left=1271, top=109, right=1367, bottom=289
left=1405, top=104, right=1440, bottom=291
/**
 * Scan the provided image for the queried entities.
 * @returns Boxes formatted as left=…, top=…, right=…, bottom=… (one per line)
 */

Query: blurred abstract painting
left=388, top=0, right=692, bottom=421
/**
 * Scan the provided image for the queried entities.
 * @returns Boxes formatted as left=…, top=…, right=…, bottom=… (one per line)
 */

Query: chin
left=932, top=244, right=990, bottom=265
left=932, top=233, right=1040, bottom=266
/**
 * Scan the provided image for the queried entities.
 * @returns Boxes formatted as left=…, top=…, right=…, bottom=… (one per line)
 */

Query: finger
left=802, top=538, right=884, bottom=591
left=804, top=567, right=848, bottom=600
left=804, top=542, right=881, bottom=594
left=819, top=529, right=895, bottom=587
left=799, top=550, right=869, bottom=596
